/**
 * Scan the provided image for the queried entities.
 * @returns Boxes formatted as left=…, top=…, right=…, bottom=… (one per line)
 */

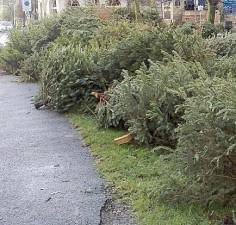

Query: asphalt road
left=0, top=75, right=107, bottom=225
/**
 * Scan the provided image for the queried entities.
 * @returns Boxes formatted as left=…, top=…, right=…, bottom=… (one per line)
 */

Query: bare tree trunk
left=207, top=0, right=216, bottom=23
left=219, top=1, right=224, bottom=23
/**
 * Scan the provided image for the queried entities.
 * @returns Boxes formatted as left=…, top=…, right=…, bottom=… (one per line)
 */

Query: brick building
left=35, top=0, right=236, bottom=27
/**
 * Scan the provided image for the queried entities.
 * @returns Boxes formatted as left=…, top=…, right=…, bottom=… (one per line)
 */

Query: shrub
left=111, top=7, right=136, bottom=21
left=0, top=46, right=25, bottom=73
left=96, top=27, right=175, bottom=83
left=60, top=8, right=100, bottom=46
left=201, top=22, right=218, bottom=38
left=206, top=56, right=236, bottom=78
left=0, top=8, right=100, bottom=79
left=0, top=16, right=61, bottom=73
left=39, top=41, right=104, bottom=112
left=91, top=20, right=145, bottom=49
left=0, top=28, right=32, bottom=73
left=176, top=22, right=197, bottom=35
left=173, top=31, right=215, bottom=63
left=112, top=7, right=160, bottom=25
left=206, top=33, right=236, bottom=57
left=141, top=8, right=160, bottom=25
left=96, top=56, right=202, bottom=147
left=32, top=17, right=62, bottom=52
left=95, top=29, right=213, bottom=85
left=18, top=51, right=43, bottom=82
left=175, top=76, right=236, bottom=205
left=37, top=15, right=145, bottom=111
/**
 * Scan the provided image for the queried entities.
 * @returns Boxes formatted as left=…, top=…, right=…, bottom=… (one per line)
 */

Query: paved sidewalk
left=0, top=75, right=106, bottom=225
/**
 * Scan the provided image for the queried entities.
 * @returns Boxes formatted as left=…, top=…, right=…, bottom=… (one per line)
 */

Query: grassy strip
left=68, top=113, right=230, bottom=225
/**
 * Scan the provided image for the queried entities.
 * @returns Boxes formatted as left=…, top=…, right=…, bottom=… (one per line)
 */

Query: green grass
left=68, top=113, right=231, bottom=225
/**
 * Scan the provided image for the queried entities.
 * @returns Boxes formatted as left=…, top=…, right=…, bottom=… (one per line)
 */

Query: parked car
left=0, top=21, right=13, bottom=31
left=0, top=32, right=9, bottom=46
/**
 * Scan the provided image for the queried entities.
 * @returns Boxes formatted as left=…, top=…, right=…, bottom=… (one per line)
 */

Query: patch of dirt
left=100, top=198, right=137, bottom=225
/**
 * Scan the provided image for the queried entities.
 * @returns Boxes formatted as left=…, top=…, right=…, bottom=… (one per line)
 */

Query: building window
left=107, top=0, right=120, bottom=6
left=52, top=0, right=57, bottom=13
left=68, top=0, right=80, bottom=6
left=184, top=0, right=194, bottom=10
left=184, top=0, right=206, bottom=10
left=175, top=0, right=181, bottom=6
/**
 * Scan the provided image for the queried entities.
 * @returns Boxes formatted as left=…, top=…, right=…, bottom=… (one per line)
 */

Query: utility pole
left=10, top=1, right=15, bottom=25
